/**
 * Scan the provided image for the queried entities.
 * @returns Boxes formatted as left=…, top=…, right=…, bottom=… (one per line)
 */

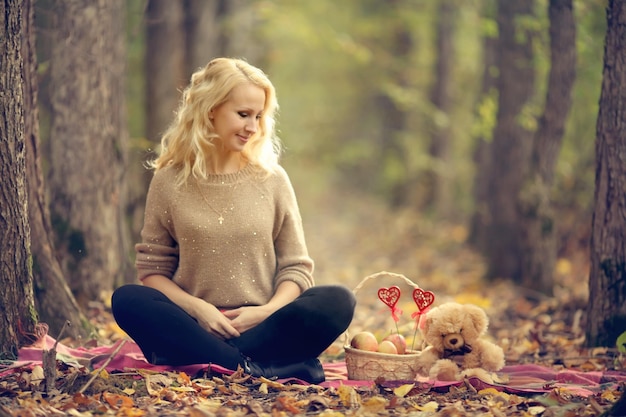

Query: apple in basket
left=377, top=340, right=398, bottom=354
left=382, top=333, right=407, bottom=354
left=350, top=331, right=379, bottom=352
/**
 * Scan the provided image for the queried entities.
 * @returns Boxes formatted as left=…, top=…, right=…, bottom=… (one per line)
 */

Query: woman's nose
left=245, top=119, right=258, bottom=133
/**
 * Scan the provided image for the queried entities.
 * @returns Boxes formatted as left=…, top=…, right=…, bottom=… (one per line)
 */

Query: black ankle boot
left=243, top=358, right=325, bottom=384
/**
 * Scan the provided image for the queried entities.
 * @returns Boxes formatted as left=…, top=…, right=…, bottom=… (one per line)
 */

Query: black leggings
left=111, top=284, right=355, bottom=369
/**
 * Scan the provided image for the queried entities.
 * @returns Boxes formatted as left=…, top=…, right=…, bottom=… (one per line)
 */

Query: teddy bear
left=415, top=302, right=505, bottom=383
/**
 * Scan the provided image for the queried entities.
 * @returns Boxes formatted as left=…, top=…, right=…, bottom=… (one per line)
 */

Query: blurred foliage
left=120, top=0, right=605, bottom=241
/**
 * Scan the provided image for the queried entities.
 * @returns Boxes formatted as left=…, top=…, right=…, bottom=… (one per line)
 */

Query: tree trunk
left=586, top=0, right=626, bottom=348
left=371, top=0, right=413, bottom=207
left=48, top=0, right=129, bottom=307
left=223, top=0, right=267, bottom=67
left=0, top=0, right=38, bottom=355
left=184, top=0, right=227, bottom=75
left=484, top=0, right=536, bottom=283
left=426, top=0, right=455, bottom=217
left=22, top=0, right=90, bottom=338
left=517, top=0, right=576, bottom=295
left=468, top=0, right=498, bottom=251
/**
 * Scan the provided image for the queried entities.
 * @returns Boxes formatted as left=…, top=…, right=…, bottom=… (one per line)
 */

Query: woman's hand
left=222, top=306, right=272, bottom=334
left=142, top=275, right=240, bottom=340
left=192, top=299, right=241, bottom=339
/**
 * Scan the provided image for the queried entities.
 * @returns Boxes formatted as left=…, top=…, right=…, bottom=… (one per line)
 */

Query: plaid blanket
left=4, top=336, right=624, bottom=397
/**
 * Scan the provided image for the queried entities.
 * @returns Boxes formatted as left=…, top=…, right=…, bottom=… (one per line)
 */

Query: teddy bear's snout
left=443, top=333, right=465, bottom=350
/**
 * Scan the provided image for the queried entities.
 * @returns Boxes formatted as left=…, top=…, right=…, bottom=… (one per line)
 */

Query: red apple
left=377, top=340, right=398, bottom=354
left=383, top=333, right=407, bottom=354
left=350, top=331, right=379, bottom=352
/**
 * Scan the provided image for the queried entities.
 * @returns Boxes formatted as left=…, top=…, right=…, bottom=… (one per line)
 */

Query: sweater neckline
left=198, top=164, right=256, bottom=185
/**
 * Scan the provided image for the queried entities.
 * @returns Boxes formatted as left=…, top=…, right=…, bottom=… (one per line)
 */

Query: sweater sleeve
left=272, top=167, right=315, bottom=292
left=135, top=169, right=179, bottom=281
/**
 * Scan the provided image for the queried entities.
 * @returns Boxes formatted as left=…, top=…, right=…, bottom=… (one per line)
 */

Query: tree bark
left=0, top=0, right=38, bottom=355
left=586, top=0, right=626, bottom=348
left=484, top=0, right=536, bottom=282
left=468, top=0, right=498, bottom=252
left=22, top=0, right=90, bottom=338
left=184, top=0, right=227, bottom=75
left=370, top=0, right=413, bottom=207
left=517, top=0, right=576, bottom=295
left=48, top=0, right=129, bottom=307
left=426, top=0, right=455, bottom=217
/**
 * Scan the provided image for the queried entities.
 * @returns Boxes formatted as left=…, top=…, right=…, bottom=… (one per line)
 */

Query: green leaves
left=616, top=331, right=626, bottom=353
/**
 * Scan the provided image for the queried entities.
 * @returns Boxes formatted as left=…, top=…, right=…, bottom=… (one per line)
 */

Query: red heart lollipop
left=412, top=288, right=435, bottom=311
left=378, top=286, right=401, bottom=309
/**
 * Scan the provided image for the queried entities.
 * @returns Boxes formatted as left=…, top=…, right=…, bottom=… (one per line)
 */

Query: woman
left=111, top=58, right=355, bottom=384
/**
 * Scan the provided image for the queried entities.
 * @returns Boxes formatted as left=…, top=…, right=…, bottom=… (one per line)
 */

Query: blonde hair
left=150, top=57, right=281, bottom=184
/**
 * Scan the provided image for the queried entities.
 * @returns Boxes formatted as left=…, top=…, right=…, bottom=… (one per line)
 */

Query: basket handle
left=344, top=271, right=421, bottom=346
left=351, top=270, right=420, bottom=296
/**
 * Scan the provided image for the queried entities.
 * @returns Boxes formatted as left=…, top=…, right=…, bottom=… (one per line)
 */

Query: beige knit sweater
left=135, top=164, right=315, bottom=308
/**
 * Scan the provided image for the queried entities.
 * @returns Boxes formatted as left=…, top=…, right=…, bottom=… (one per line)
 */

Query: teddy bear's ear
left=423, top=314, right=433, bottom=334
left=465, top=304, right=488, bottom=334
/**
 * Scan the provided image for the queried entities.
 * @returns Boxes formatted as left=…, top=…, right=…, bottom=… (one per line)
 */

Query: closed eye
left=238, top=111, right=263, bottom=120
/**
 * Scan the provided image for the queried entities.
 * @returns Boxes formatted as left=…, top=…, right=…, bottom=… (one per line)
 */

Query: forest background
left=4, top=0, right=626, bottom=415
left=2, top=0, right=625, bottom=368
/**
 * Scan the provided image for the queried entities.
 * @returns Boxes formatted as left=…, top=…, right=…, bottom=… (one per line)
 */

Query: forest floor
left=1, top=178, right=624, bottom=416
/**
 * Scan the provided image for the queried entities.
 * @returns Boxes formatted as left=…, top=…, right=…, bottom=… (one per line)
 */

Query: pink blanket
left=5, top=336, right=624, bottom=397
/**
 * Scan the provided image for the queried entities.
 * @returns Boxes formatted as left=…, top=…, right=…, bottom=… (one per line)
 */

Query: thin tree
left=484, top=0, right=536, bottom=283
left=468, top=0, right=497, bottom=252
left=517, top=0, right=576, bottom=295
left=0, top=0, right=38, bottom=355
left=586, top=0, right=626, bottom=348
left=425, top=0, right=456, bottom=217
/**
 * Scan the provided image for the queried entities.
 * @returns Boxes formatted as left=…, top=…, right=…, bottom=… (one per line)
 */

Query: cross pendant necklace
left=195, top=179, right=229, bottom=225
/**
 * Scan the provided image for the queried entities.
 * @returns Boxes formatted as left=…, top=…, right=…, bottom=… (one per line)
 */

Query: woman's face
left=210, top=83, right=266, bottom=153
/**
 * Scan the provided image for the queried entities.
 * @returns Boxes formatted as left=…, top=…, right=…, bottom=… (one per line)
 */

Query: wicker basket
left=344, top=271, right=422, bottom=381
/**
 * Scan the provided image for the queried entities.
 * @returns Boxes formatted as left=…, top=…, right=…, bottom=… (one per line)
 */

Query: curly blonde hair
left=150, top=57, right=281, bottom=185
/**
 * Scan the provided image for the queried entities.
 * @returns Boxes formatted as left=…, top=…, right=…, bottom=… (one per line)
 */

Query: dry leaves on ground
left=1, top=191, right=624, bottom=416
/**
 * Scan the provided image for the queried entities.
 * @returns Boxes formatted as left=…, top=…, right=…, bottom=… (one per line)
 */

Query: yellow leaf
left=177, top=372, right=191, bottom=385
left=258, top=377, right=286, bottom=389
left=259, top=383, right=268, bottom=394
left=362, top=396, right=387, bottom=412
left=414, top=401, right=439, bottom=412
left=528, top=405, right=546, bottom=415
left=170, top=386, right=196, bottom=392
left=393, top=383, right=414, bottom=397
left=338, top=383, right=360, bottom=408
left=478, top=387, right=501, bottom=396
left=122, top=388, right=135, bottom=395
left=601, top=390, right=618, bottom=402
left=30, top=366, right=44, bottom=383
